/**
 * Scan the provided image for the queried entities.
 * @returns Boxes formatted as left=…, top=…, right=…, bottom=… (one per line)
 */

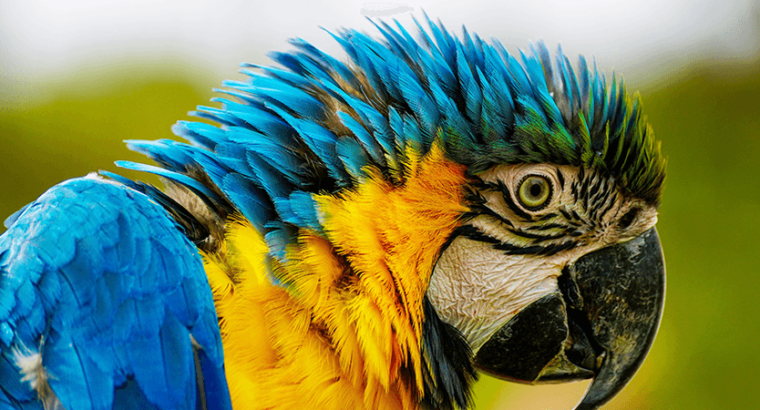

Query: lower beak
left=474, top=228, right=666, bottom=409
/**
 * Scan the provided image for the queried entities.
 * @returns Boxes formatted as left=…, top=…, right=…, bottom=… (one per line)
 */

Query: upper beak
left=474, top=228, right=666, bottom=409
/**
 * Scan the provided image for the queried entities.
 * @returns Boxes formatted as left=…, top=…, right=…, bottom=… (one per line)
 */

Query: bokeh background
left=2, top=1, right=759, bottom=409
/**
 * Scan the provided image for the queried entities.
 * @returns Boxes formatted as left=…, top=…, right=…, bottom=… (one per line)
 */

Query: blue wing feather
left=0, top=177, right=231, bottom=410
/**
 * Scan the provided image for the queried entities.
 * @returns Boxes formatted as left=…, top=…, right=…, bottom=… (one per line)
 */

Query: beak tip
left=571, top=227, right=666, bottom=409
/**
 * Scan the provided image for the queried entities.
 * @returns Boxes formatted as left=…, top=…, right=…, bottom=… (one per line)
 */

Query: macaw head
left=417, top=32, right=667, bottom=407
left=124, top=14, right=666, bottom=410
left=429, top=163, right=665, bottom=410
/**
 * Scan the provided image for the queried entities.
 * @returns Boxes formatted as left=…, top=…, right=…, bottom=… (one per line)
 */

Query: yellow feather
left=204, top=143, right=469, bottom=409
left=225, top=215, right=270, bottom=287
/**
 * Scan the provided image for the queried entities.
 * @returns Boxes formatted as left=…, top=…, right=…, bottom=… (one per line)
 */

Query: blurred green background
left=2, top=1, right=759, bottom=409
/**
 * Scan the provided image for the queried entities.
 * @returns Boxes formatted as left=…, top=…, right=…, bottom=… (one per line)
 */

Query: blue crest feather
left=115, top=16, right=665, bottom=266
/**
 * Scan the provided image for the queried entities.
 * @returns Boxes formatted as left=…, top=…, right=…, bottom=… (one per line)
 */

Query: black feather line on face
left=458, top=223, right=576, bottom=256
left=497, top=181, right=533, bottom=222
left=420, top=297, right=478, bottom=410
left=537, top=212, right=559, bottom=221
left=571, top=179, right=580, bottom=203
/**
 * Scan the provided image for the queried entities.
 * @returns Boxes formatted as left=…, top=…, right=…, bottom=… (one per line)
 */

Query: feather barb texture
left=202, top=143, right=468, bottom=409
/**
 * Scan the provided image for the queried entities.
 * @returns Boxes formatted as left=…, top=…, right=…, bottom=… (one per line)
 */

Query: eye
left=517, top=175, right=553, bottom=210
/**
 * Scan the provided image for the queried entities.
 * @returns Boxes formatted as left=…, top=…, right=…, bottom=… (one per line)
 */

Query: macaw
left=0, top=15, right=666, bottom=410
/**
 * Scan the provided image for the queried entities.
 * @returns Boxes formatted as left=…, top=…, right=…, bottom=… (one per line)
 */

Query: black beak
left=474, top=228, right=665, bottom=409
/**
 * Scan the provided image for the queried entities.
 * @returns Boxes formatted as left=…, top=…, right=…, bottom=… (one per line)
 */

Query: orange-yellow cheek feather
left=203, top=143, right=469, bottom=410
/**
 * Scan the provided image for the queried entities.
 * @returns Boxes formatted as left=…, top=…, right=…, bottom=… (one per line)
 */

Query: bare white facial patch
left=427, top=235, right=561, bottom=354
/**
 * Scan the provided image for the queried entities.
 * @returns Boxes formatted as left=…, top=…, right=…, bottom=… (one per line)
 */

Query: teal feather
left=397, top=63, right=439, bottom=140
left=222, top=173, right=273, bottom=230
left=245, top=152, right=292, bottom=200
left=125, top=140, right=195, bottom=173
left=403, top=114, right=425, bottom=152
left=456, top=43, right=482, bottom=125
left=337, top=111, right=385, bottom=166
left=287, top=37, right=356, bottom=88
left=172, top=121, right=227, bottom=148
left=190, top=105, right=240, bottom=127
left=115, top=161, right=225, bottom=207
left=219, top=100, right=294, bottom=144
left=287, top=192, right=322, bottom=232
left=369, top=19, right=413, bottom=63
left=388, top=106, right=407, bottom=151
left=110, top=16, right=665, bottom=269
left=240, top=63, right=312, bottom=88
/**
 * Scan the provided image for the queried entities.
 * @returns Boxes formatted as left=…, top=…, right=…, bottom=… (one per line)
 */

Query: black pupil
left=529, top=182, right=543, bottom=198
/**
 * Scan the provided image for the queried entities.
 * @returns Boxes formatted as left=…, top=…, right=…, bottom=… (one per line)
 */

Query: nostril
left=618, top=207, right=640, bottom=229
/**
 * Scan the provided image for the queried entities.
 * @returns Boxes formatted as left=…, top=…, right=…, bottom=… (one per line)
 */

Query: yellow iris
left=517, top=175, right=552, bottom=209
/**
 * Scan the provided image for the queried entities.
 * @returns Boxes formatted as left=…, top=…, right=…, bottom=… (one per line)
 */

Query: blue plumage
left=337, top=111, right=385, bottom=166
left=0, top=14, right=666, bottom=409
left=336, top=137, right=370, bottom=180
left=115, top=162, right=225, bottom=209
left=0, top=177, right=230, bottom=410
